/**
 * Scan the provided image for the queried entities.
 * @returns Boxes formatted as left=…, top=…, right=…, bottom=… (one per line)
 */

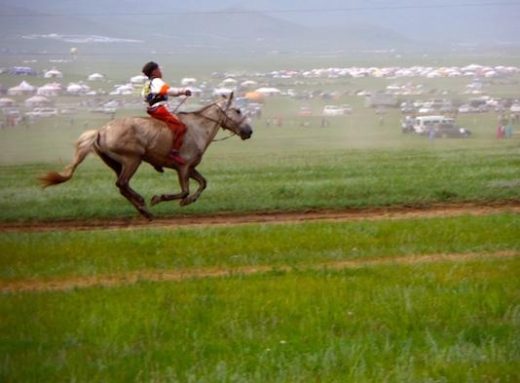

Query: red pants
left=147, top=105, right=187, bottom=151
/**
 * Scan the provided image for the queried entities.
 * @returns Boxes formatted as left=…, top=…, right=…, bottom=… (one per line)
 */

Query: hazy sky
left=1, top=0, right=518, bottom=46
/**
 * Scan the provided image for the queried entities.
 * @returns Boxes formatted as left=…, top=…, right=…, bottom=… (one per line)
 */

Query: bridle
left=196, top=101, right=248, bottom=141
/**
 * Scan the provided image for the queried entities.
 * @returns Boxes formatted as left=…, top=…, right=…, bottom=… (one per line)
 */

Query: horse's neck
left=180, top=106, right=222, bottom=151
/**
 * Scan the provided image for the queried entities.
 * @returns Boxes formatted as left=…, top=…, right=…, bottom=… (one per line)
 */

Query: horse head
left=216, top=92, right=253, bottom=140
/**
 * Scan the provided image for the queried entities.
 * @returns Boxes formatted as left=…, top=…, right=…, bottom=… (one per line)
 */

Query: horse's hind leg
left=115, top=157, right=153, bottom=219
left=150, top=167, right=189, bottom=206
left=98, top=151, right=146, bottom=206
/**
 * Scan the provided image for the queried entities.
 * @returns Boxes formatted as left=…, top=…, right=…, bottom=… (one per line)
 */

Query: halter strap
left=194, top=102, right=247, bottom=140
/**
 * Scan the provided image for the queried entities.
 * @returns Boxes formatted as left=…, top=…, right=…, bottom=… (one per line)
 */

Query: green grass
left=1, top=56, right=519, bottom=221
left=1, top=213, right=519, bottom=281
left=1, top=141, right=519, bottom=222
left=1, top=257, right=518, bottom=382
left=1, top=55, right=519, bottom=382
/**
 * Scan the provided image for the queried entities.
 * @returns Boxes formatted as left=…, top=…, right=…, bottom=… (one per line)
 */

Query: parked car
left=322, top=105, right=351, bottom=116
left=430, top=123, right=471, bottom=138
left=412, top=115, right=454, bottom=134
left=458, top=104, right=479, bottom=113
left=26, top=107, right=58, bottom=118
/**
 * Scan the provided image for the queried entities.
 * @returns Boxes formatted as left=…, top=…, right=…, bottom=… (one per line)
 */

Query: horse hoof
left=140, top=210, right=154, bottom=221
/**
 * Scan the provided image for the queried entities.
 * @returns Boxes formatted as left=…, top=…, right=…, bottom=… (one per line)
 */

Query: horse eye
left=236, top=109, right=241, bottom=115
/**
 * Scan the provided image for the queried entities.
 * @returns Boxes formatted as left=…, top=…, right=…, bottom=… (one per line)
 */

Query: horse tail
left=39, top=129, right=99, bottom=188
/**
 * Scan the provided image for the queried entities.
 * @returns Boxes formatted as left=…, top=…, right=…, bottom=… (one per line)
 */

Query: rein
left=194, top=102, right=246, bottom=142
left=172, top=96, right=189, bottom=113
left=212, top=133, right=236, bottom=142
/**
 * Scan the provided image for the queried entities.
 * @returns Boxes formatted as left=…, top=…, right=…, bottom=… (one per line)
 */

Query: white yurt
left=181, top=77, right=197, bottom=86
left=221, top=78, right=237, bottom=87
left=240, top=80, right=257, bottom=88
left=88, top=73, right=105, bottom=81
left=66, top=82, right=90, bottom=95
left=0, top=97, right=15, bottom=107
left=110, top=83, right=134, bottom=95
left=254, top=87, right=282, bottom=96
left=130, top=74, right=147, bottom=84
left=213, top=87, right=234, bottom=97
left=37, top=83, right=62, bottom=97
left=25, top=95, right=52, bottom=108
left=8, top=81, right=35, bottom=96
left=44, top=68, right=63, bottom=79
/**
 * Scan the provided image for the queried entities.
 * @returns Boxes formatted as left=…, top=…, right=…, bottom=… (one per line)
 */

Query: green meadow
left=1, top=54, right=520, bottom=382
left=0, top=113, right=519, bottom=222
left=1, top=215, right=519, bottom=382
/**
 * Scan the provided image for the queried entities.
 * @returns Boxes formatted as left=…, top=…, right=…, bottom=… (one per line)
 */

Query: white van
left=413, top=115, right=454, bottom=134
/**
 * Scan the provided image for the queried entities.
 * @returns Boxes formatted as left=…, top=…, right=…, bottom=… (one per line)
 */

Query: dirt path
left=2, top=202, right=518, bottom=293
left=1, top=251, right=516, bottom=293
left=2, top=201, right=519, bottom=233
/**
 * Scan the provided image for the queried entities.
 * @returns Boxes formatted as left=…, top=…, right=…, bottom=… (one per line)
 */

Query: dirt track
left=2, top=202, right=518, bottom=293
left=1, top=251, right=516, bottom=293
left=2, top=201, right=520, bottom=233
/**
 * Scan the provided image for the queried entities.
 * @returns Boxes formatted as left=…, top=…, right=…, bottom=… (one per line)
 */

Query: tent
left=213, top=87, right=234, bottom=97
left=66, top=82, right=90, bottom=95
left=9, top=66, right=36, bottom=76
left=0, top=97, right=15, bottom=107
left=25, top=95, right=52, bottom=108
left=88, top=73, right=105, bottom=81
left=37, top=83, right=62, bottom=97
left=240, top=80, right=257, bottom=88
left=110, top=83, right=134, bottom=95
left=221, top=78, right=237, bottom=87
left=44, top=69, right=63, bottom=78
left=8, top=81, right=35, bottom=96
left=130, top=75, right=147, bottom=84
left=245, top=91, right=264, bottom=102
left=254, top=87, right=281, bottom=96
left=181, top=77, right=197, bottom=86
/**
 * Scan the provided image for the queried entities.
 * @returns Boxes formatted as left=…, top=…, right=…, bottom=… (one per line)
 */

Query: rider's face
left=151, top=67, right=162, bottom=78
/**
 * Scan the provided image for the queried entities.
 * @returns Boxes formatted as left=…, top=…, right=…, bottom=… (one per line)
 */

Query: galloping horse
left=39, top=93, right=252, bottom=219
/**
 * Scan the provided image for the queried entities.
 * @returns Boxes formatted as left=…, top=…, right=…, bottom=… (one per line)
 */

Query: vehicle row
left=401, top=115, right=471, bottom=138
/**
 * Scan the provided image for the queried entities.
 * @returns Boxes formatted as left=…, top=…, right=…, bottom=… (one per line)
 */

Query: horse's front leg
left=180, top=168, right=207, bottom=206
left=150, top=167, right=189, bottom=206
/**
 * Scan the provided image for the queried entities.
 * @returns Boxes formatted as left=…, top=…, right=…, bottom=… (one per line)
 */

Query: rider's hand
left=184, top=89, right=192, bottom=97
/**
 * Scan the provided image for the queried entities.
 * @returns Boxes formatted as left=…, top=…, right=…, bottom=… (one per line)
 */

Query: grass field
left=1, top=214, right=519, bottom=382
left=1, top=107, right=519, bottom=222
left=1, top=54, right=520, bottom=382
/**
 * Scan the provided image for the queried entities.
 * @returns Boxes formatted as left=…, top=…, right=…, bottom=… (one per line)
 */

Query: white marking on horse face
left=225, top=107, right=252, bottom=140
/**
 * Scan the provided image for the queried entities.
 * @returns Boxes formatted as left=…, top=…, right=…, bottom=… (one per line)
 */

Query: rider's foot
left=168, top=150, right=186, bottom=166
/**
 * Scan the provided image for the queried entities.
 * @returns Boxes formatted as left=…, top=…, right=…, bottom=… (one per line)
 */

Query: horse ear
left=226, top=92, right=234, bottom=108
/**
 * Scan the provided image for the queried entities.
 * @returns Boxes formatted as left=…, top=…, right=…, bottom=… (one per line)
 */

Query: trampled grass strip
left=2, top=251, right=516, bottom=293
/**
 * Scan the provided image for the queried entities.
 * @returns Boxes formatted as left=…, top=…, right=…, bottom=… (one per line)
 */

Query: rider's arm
left=168, top=87, right=191, bottom=97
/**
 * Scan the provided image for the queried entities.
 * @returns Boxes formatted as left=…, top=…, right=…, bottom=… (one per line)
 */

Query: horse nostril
left=240, top=125, right=253, bottom=139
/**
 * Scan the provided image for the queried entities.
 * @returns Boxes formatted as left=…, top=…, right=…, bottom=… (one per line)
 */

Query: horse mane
left=178, top=103, right=215, bottom=116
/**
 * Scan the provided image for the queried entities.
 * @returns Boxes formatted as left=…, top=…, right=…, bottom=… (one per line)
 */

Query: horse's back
left=98, top=116, right=170, bottom=155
